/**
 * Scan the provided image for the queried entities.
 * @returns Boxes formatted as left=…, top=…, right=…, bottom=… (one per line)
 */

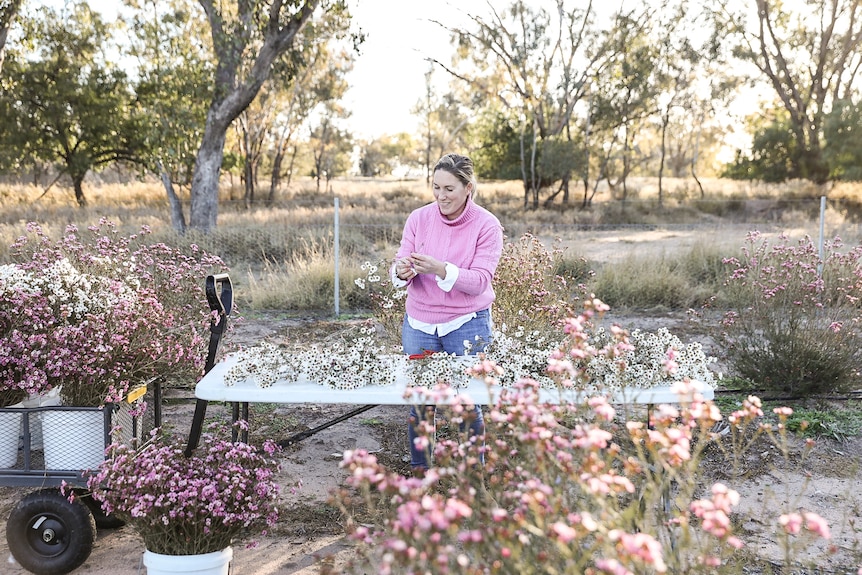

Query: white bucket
left=0, top=411, right=22, bottom=467
left=41, top=409, right=106, bottom=470
left=19, top=388, right=62, bottom=450
left=143, top=547, right=233, bottom=575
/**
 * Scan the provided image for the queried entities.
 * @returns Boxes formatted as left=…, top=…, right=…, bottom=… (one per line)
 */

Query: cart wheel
left=6, top=488, right=97, bottom=575
left=78, top=490, right=125, bottom=529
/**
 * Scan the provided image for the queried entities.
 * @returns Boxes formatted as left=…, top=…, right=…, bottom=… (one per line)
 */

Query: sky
left=342, top=0, right=493, bottom=140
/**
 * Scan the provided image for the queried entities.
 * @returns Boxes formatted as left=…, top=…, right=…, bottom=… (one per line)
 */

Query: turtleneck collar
left=438, top=197, right=476, bottom=226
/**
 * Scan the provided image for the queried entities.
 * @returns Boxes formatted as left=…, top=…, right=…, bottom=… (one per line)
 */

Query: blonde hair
left=434, top=153, right=477, bottom=194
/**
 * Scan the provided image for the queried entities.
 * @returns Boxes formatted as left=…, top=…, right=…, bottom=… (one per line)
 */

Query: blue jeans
left=403, top=310, right=491, bottom=470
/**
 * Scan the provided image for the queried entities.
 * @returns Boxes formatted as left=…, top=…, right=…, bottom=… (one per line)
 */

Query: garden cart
left=0, top=388, right=156, bottom=574
left=0, top=273, right=232, bottom=575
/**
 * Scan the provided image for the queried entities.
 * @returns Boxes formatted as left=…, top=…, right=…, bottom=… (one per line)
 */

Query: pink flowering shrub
left=85, top=425, right=281, bottom=555
left=491, top=233, right=582, bottom=335
left=720, top=231, right=862, bottom=396
left=327, top=301, right=834, bottom=575
left=0, top=220, right=226, bottom=405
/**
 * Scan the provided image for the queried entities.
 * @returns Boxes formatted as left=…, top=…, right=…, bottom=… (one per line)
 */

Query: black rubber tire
left=6, top=488, right=97, bottom=575
left=75, top=489, right=126, bottom=529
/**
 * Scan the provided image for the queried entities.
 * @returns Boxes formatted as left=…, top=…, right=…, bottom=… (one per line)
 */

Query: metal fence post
left=818, top=195, right=826, bottom=277
left=334, top=197, right=340, bottom=317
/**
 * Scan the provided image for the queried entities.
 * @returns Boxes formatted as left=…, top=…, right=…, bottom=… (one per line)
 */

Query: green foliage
left=780, top=402, right=862, bottom=442
left=469, top=108, right=523, bottom=181
left=823, top=99, right=862, bottom=182
left=0, top=2, right=141, bottom=205
left=721, top=112, right=797, bottom=183
left=537, top=135, right=585, bottom=185
left=125, top=0, right=212, bottom=186
left=359, top=133, right=421, bottom=177
left=719, top=232, right=862, bottom=397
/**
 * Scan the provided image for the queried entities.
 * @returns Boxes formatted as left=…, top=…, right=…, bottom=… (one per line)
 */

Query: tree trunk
left=269, top=149, right=284, bottom=205
left=72, top=174, right=87, bottom=207
left=658, top=112, right=668, bottom=209
left=692, top=119, right=705, bottom=198
left=0, top=0, right=23, bottom=75
left=561, top=174, right=570, bottom=205
left=287, top=147, right=298, bottom=187
left=189, top=125, right=227, bottom=233
left=243, top=159, right=254, bottom=209
left=159, top=161, right=187, bottom=234
left=188, top=0, right=322, bottom=232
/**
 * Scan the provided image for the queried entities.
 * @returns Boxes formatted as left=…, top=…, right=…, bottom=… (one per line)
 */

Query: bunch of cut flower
left=84, top=424, right=281, bottom=555
left=328, top=302, right=834, bottom=575
left=482, top=324, right=565, bottom=389
left=583, top=326, right=718, bottom=393
left=224, top=319, right=403, bottom=390
left=0, top=220, right=225, bottom=406
left=406, top=350, right=475, bottom=389
left=223, top=301, right=718, bottom=393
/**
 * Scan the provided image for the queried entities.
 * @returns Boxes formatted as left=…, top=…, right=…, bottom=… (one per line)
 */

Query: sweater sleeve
left=395, top=211, right=419, bottom=261
left=451, top=220, right=504, bottom=296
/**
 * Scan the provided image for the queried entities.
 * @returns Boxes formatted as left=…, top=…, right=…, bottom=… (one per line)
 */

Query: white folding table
left=186, top=353, right=714, bottom=450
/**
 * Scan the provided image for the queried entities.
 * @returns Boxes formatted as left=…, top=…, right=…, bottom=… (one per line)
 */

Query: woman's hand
left=410, top=253, right=447, bottom=279
left=395, top=257, right=416, bottom=281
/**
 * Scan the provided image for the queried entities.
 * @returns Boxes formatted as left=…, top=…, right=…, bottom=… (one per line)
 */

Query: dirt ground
left=1, top=227, right=861, bottom=574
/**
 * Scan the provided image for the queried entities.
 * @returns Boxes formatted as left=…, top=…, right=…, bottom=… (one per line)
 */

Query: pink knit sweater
left=395, top=198, right=504, bottom=324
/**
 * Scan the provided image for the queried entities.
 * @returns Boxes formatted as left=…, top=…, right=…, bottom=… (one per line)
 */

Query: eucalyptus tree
left=711, top=0, right=862, bottom=184
left=266, top=37, right=353, bottom=200
left=309, top=99, right=351, bottom=192
left=412, top=64, right=472, bottom=183
left=652, top=1, right=695, bottom=206
left=236, top=22, right=354, bottom=206
left=0, top=2, right=140, bottom=206
left=588, top=6, right=661, bottom=205
left=188, top=0, right=353, bottom=232
left=432, top=0, right=608, bottom=209
left=0, top=0, right=22, bottom=73
left=123, top=0, right=213, bottom=232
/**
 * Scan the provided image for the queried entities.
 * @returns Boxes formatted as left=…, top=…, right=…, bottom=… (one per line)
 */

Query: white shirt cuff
left=435, top=262, right=458, bottom=292
left=391, top=266, right=408, bottom=287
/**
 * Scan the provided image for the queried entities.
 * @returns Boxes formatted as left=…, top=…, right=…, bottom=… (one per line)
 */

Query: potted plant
left=1, top=221, right=225, bottom=470
left=85, top=426, right=281, bottom=574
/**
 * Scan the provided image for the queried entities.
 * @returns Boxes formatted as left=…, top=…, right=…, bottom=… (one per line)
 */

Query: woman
left=391, top=153, right=504, bottom=473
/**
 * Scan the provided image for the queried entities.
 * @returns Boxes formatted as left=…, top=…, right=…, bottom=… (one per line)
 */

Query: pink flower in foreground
left=588, top=396, right=616, bottom=421
left=608, top=530, right=667, bottom=573
left=593, top=558, right=633, bottom=575
left=780, top=512, right=830, bottom=539
left=803, top=512, right=831, bottom=539
left=691, top=484, right=740, bottom=540
left=779, top=513, right=803, bottom=535
left=551, top=521, right=578, bottom=543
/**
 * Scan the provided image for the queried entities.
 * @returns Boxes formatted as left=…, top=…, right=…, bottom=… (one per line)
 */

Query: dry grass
left=4, top=175, right=862, bottom=313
